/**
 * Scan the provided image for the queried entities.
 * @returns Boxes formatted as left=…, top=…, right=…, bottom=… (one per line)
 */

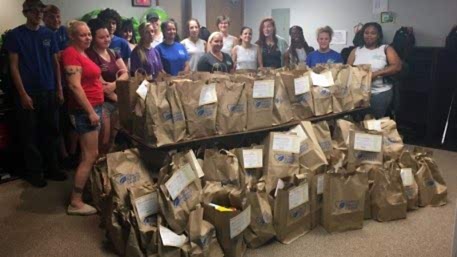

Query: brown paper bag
left=177, top=80, right=217, bottom=139
left=322, top=169, right=368, bottom=233
left=166, top=81, right=188, bottom=143
left=216, top=80, right=247, bottom=134
left=415, top=157, right=448, bottom=207
left=244, top=182, right=276, bottom=248
left=398, top=151, right=420, bottom=210
left=271, top=174, right=311, bottom=244
left=117, top=71, right=151, bottom=132
left=243, top=76, right=274, bottom=130
left=157, top=216, right=187, bottom=257
left=347, top=130, right=384, bottom=171
left=106, top=148, right=154, bottom=256
left=129, top=183, right=160, bottom=256
left=202, top=182, right=249, bottom=257
left=272, top=73, right=298, bottom=125
left=124, top=210, right=146, bottom=257
left=281, top=71, right=314, bottom=120
left=233, top=145, right=264, bottom=188
left=355, top=164, right=380, bottom=220
left=300, top=164, right=326, bottom=229
left=350, top=65, right=372, bottom=108
left=332, top=119, right=359, bottom=152
left=186, top=206, right=224, bottom=257
left=202, top=149, right=245, bottom=188
left=262, top=132, right=300, bottom=193
left=370, top=160, right=407, bottom=222
left=312, top=121, right=333, bottom=159
left=310, top=68, right=333, bottom=116
left=331, top=65, right=354, bottom=113
left=364, top=118, right=404, bottom=160
left=158, top=151, right=203, bottom=234
left=90, top=157, right=111, bottom=224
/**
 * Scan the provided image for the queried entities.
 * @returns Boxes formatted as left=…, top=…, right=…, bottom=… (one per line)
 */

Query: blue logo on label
left=335, top=200, right=359, bottom=210
left=116, top=173, right=141, bottom=185
left=227, top=104, right=245, bottom=113
left=319, top=88, right=331, bottom=97
left=195, top=106, right=214, bottom=117
left=254, top=99, right=272, bottom=109
left=300, top=143, right=309, bottom=153
left=173, top=187, right=193, bottom=207
left=290, top=207, right=305, bottom=219
left=162, top=111, right=173, bottom=121
left=274, top=154, right=295, bottom=164
left=426, top=180, right=435, bottom=187
left=173, top=112, right=184, bottom=122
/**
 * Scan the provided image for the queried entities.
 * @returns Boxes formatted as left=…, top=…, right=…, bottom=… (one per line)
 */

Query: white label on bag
left=289, top=183, right=309, bottom=210
left=272, top=134, right=301, bottom=153
left=184, top=151, right=204, bottom=178
left=159, top=225, right=188, bottom=247
left=400, top=168, right=414, bottom=186
left=230, top=206, right=251, bottom=239
left=310, top=71, right=335, bottom=87
left=274, top=179, right=285, bottom=197
left=294, top=76, right=310, bottom=95
left=199, top=83, right=218, bottom=106
left=253, top=80, right=275, bottom=98
left=289, top=125, right=308, bottom=141
left=366, top=120, right=382, bottom=131
left=242, top=149, right=263, bottom=169
left=135, top=192, right=159, bottom=221
left=165, top=163, right=197, bottom=200
left=136, top=80, right=149, bottom=100
left=317, top=174, right=325, bottom=195
left=354, top=133, right=383, bottom=152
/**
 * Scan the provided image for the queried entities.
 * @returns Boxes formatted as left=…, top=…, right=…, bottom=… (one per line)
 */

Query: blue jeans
left=69, top=105, right=103, bottom=134
left=370, top=89, right=393, bottom=119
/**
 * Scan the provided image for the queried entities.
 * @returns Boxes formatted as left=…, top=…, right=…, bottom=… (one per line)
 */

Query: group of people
left=5, top=0, right=401, bottom=216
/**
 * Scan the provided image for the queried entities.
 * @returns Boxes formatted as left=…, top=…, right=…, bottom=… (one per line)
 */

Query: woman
left=216, top=15, right=239, bottom=55
left=130, top=22, right=164, bottom=78
left=181, top=19, right=206, bottom=72
left=155, top=20, right=190, bottom=75
left=284, top=25, right=313, bottom=67
left=256, top=17, right=288, bottom=68
left=118, top=19, right=137, bottom=51
left=306, top=26, right=343, bottom=67
left=86, top=19, right=128, bottom=155
left=197, top=32, right=234, bottom=73
left=347, top=22, right=402, bottom=118
left=231, top=26, right=262, bottom=70
left=61, top=20, right=104, bottom=215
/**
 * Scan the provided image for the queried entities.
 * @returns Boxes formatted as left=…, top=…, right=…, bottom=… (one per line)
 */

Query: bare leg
left=70, top=130, right=98, bottom=208
left=99, top=111, right=111, bottom=155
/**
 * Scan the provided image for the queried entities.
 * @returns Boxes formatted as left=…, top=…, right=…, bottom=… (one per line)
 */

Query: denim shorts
left=69, top=105, right=103, bottom=134
left=103, top=101, right=117, bottom=116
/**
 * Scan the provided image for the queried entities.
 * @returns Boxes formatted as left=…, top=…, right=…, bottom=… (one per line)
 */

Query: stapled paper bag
left=370, top=160, right=407, bottom=222
left=233, top=145, right=264, bottom=188
left=312, top=121, right=333, bottom=159
left=202, top=149, right=245, bottom=188
left=244, top=182, right=276, bottom=248
left=289, top=122, right=327, bottom=172
left=347, top=130, right=384, bottom=171
left=281, top=70, right=314, bottom=120
left=398, top=150, right=419, bottom=210
left=244, top=76, right=274, bottom=130
left=272, top=72, right=298, bottom=125
left=350, top=65, right=372, bottom=108
left=310, top=68, right=334, bottom=116
left=216, top=80, right=247, bottom=134
left=158, top=151, right=203, bottom=234
left=331, top=65, right=354, bottom=113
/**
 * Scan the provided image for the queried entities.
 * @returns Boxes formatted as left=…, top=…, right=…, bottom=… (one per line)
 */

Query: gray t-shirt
left=197, top=52, right=233, bottom=73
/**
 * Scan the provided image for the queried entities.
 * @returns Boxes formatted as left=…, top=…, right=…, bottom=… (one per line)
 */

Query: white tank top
left=353, top=44, right=392, bottom=94
left=234, top=44, right=258, bottom=70
left=181, top=38, right=206, bottom=71
left=221, top=34, right=236, bottom=55
left=292, top=48, right=307, bottom=64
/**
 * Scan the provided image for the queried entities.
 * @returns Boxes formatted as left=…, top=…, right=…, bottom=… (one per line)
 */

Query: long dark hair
left=256, top=17, right=278, bottom=48
left=118, top=19, right=137, bottom=44
left=87, top=18, right=109, bottom=47
left=238, top=26, right=252, bottom=45
left=97, top=8, right=122, bottom=34
left=161, top=19, right=180, bottom=42
left=360, top=22, right=384, bottom=48
left=289, top=25, right=312, bottom=63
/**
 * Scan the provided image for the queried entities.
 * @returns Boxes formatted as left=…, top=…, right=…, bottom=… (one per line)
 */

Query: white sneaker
left=67, top=203, right=97, bottom=216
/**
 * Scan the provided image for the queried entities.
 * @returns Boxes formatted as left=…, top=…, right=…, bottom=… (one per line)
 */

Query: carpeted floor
left=0, top=147, right=456, bottom=257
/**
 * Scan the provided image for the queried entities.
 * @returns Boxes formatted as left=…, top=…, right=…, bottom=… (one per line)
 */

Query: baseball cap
left=23, top=0, right=46, bottom=12
left=146, top=12, right=159, bottom=22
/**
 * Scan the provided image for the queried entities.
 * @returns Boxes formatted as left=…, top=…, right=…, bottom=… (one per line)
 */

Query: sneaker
left=23, top=174, right=47, bottom=188
left=67, top=203, right=97, bottom=216
left=45, top=171, right=68, bottom=181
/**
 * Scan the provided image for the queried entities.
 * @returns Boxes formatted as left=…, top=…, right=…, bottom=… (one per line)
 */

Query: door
left=272, top=8, right=290, bottom=44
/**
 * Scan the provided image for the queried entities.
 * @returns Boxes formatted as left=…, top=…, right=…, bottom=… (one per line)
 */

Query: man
left=5, top=0, right=67, bottom=187
left=98, top=8, right=131, bottom=64
left=43, top=4, right=68, bottom=51
left=147, top=12, right=164, bottom=48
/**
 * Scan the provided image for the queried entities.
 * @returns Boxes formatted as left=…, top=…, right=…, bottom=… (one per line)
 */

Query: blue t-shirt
left=156, top=42, right=189, bottom=76
left=110, top=35, right=131, bottom=61
left=306, top=49, right=343, bottom=68
left=4, top=25, right=59, bottom=93
left=54, top=25, right=69, bottom=51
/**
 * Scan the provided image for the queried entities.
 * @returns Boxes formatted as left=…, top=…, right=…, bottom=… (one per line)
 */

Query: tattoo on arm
left=73, top=186, right=84, bottom=194
left=65, top=67, right=82, bottom=77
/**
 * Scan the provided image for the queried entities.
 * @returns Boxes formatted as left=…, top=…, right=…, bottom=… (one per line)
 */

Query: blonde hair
left=136, top=22, right=153, bottom=66
left=67, top=20, right=87, bottom=39
left=208, top=31, right=223, bottom=44
left=317, top=26, right=334, bottom=40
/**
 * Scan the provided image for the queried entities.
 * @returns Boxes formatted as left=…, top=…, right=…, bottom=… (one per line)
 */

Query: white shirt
left=221, top=34, right=236, bottom=55
left=295, top=48, right=307, bottom=64
left=181, top=38, right=206, bottom=72
left=353, top=44, right=392, bottom=94
left=233, top=44, right=258, bottom=70
left=151, top=33, right=164, bottom=48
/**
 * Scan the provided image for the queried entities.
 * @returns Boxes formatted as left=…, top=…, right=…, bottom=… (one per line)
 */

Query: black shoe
left=23, top=174, right=47, bottom=188
left=45, top=171, right=68, bottom=181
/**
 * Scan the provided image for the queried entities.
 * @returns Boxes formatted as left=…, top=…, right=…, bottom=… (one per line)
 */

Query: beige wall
left=1, top=0, right=26, bottom=34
